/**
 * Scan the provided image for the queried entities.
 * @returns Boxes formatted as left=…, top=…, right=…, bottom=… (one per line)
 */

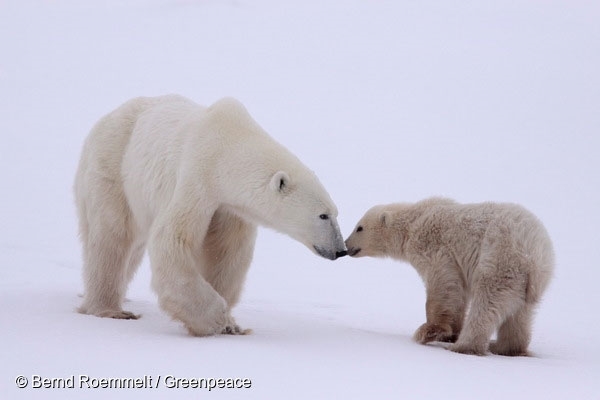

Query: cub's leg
left=489, top=302, right=534, bottom=356
left=414, top=262, right=466, bottom=344
left=450, top=265, right=526, bottom=355
left=200, top=208, right=257, bottom=335
left=451, top=225, right=531, bottom=356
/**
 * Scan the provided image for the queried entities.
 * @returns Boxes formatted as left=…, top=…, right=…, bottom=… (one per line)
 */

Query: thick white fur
left=345, top=197, right=554, bottom=356
left=74, top=95, right=345, bottom=336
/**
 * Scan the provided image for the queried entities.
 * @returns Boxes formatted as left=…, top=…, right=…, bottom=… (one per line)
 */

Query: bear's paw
left=413, top=322, right=454, bottom=344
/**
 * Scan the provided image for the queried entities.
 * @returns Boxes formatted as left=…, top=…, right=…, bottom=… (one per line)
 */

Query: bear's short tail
left=521, top=216, right=555, bottom=304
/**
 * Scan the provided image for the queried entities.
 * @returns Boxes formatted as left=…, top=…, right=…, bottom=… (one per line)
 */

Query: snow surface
left=1, top=0, right=599, bottom=399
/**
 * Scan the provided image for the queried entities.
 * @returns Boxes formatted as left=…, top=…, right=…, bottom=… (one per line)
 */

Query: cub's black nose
left=335, top=250, right=348, bottom=259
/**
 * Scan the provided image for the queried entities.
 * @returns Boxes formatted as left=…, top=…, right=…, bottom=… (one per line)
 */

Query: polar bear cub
left=74, top=95, right=346, bottom=336
left=345, top=197, right=554, bottom=356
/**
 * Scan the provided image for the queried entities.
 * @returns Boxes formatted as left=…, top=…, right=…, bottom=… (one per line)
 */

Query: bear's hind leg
left=124, top=241, right=146, bottom=289
left=79, top=220, right=139, bottom=320
left=450, top=272, right=525, bottom=355
left=489, top=303, right=534, bottom=356
left=76, top=171, right=140, bottom=319
left=200, top=209, right=257, bottom=335
left=449, top=300, right=499, bottom=355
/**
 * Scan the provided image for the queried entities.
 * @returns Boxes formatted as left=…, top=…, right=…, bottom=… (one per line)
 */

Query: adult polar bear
left=74, top=95, right=347, bottom=336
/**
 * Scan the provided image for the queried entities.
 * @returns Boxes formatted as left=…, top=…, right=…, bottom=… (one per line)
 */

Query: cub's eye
left=356, top=226, right=363, bottom=232
left=319, top=214, right=329, bottom=220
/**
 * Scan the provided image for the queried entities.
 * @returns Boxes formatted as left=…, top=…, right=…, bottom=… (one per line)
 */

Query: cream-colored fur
left=74, top=95, right=346, bottom=336
left=345, top=197, right=554, bottom=356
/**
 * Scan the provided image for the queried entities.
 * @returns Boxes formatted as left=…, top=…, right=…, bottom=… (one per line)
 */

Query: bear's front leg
left=222, top=313, right=252, bottom=335
left=414, top=270, right=466, bottom=344
left=413, top=322, right=455, bottom=344
left=151, top=262, right=229, bottom=336
left=149, top=212, right=230, bottom=336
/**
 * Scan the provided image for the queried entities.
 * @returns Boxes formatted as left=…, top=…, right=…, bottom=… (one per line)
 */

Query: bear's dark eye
left=319, top=214, right=329, bottom=220
left=356, top=226, right=363, bottom=232
left=279, top=178, right=285, bottom=191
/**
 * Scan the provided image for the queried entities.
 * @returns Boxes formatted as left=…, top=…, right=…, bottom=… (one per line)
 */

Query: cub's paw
left=489, top=341, right=529, bottom=357
left=413, top=323, right=454, bottom=344
left=449, top=342, right=487, bottom=356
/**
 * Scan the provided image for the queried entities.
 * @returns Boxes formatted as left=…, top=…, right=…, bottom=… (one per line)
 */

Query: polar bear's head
left=344, top=205, right=396, bottom=258
left=207, top=97, right=347, bottom=260
left=345, top=199, right=457, bottom=259
left=263, top=169, right=347, bottom=260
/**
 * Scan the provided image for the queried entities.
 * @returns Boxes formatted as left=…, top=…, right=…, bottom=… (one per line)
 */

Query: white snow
left=1, top=0, right=599, bottom=399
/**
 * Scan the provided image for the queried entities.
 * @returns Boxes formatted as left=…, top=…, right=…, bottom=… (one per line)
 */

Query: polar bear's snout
left=346, top=247, right=361, bottom=257
left=314, top=245, right=347, bottom=260
left=344, top=233, right=363, bottom=257
left=311, top=215, right=347, bottom=260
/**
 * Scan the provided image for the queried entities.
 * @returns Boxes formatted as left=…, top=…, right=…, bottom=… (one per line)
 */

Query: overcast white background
left=1, top=1, right=599, bottom=399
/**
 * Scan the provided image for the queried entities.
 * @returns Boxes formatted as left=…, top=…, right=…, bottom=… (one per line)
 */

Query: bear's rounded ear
left=380, top=211, right=392, bottom=227
left=270, top=171, right=290, bottom=193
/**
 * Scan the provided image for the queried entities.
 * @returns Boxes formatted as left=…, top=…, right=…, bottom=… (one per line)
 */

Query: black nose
left=335, top=250, right=348, bottom=259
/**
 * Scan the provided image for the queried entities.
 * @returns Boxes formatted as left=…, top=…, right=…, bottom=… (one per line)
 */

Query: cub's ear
left=379, top=211, right=392, bottom=227
left=270, top=171, right=290, bottom=193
